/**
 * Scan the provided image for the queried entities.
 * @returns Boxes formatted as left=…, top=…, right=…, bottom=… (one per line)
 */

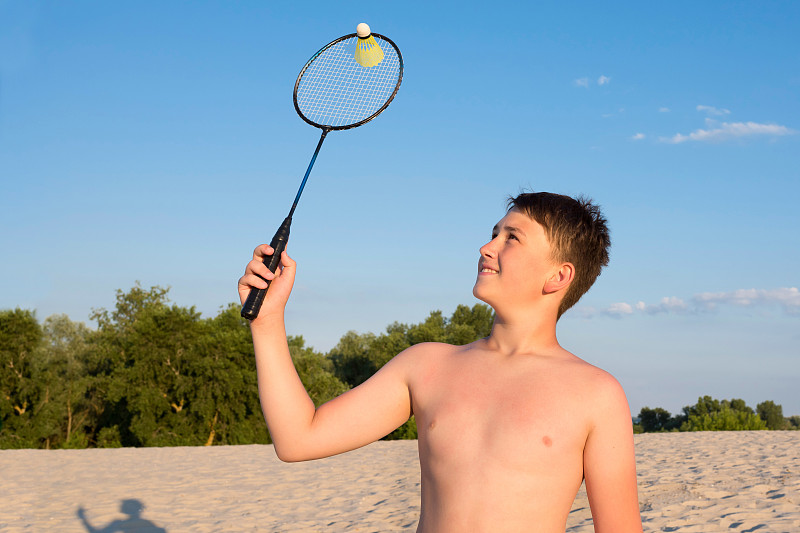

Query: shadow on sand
left=77, top=499, right=167, bottom=533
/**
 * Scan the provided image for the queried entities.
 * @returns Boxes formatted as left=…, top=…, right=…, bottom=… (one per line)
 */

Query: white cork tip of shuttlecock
left=356, top=23, right=371, bottom=38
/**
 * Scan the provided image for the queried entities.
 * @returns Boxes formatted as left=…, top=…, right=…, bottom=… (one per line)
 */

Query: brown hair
left=508, top=192, right=610, bottom=318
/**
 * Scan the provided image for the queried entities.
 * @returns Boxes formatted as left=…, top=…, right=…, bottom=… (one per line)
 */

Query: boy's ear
left=543, top=263, right=574, bottom=294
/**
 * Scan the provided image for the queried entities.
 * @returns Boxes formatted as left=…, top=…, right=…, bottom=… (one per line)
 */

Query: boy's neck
left=485, top=305, right=562, bottom=357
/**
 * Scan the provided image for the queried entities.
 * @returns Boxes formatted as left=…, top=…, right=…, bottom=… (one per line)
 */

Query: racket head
left=293, top=32, right=403, bottom=131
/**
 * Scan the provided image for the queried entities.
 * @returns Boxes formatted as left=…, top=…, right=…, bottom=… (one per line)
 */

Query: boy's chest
left=411, top=358, right=590, bottom=474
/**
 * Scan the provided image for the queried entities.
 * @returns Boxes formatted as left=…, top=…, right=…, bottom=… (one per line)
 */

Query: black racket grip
left=241, top=217, right=292, bottom=320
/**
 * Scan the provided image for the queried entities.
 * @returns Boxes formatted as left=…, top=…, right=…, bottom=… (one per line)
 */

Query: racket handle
left=241, top=217, right=292, bottom=321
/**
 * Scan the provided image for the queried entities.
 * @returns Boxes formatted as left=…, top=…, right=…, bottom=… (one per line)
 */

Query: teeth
left=481, top=268, right=497, bottom=273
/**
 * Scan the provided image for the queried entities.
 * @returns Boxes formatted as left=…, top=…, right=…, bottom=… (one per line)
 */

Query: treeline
left=0, top=284, right=493, bottom=449
left=3, top=285, right=795, bottom=449
left=635, top=397, right=799, bottom=433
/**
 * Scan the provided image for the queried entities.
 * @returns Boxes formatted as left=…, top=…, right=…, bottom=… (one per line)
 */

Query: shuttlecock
left=355, top=23, right=384, bottom=68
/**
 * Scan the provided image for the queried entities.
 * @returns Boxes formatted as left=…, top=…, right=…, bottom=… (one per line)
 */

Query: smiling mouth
left=480, top=267, right=498, bottom=274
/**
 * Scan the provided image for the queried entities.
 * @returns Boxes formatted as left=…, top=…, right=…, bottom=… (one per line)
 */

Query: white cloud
left=661, top=121, right=795, bottom=144
left=604, top=302, right=634, bottom=317
left=659, top=107, right=670, bottom=113
left=574, top=76, right=611, bottom=87
left=693, top=288, right=800, bottom=314
left=631, top=133, right=646, bottom=140
left=639, top=297, right=689, bottom=315
left=580, top=288, right=800, bottom=319
left=697, top=105, right=731, bottom=116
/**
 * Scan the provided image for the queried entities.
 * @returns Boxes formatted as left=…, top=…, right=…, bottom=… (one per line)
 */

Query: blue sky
left=2, top=1, right=798, bottom=416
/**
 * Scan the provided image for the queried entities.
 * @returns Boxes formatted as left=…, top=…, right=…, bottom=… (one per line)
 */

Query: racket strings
left=296, top=36, right=401, bottom=128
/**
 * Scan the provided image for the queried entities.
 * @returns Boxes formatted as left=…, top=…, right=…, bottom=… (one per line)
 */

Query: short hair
left=508, top=192, right=610, bottom=319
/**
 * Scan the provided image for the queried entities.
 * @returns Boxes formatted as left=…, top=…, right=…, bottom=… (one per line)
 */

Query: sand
left=570, top=431, right=800, bottom=533
left=1, top=431, right=798, bottom=532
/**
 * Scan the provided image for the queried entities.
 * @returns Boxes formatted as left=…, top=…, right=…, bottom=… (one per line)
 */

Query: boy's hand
left=238, top=244, right=297, bottom=324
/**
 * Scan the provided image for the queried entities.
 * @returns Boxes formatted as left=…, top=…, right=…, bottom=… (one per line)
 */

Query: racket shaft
left=241, top=217, right=291, bottom=320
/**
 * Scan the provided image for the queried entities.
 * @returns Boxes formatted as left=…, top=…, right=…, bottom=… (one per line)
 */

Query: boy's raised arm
left=582, top=376, right=643, bottom=533
left=238, top=245, right=413, bottom=462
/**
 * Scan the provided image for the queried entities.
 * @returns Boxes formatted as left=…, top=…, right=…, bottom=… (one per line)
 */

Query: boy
left=238, top=192, right=642, bottom=532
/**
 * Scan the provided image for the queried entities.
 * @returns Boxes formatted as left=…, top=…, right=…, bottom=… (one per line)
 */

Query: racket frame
left=293, top=32, right=404, bottom=131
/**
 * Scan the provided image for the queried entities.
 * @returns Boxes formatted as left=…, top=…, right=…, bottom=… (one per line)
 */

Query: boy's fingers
left=253, top=244, right=274, bottom=260
left=272, top=252, right=296, bottom=282
left=280, top=251, right=296, bottom=268
left=247, top=259, right=275, bottom=280
left=238, top=273, right=269, bottom=290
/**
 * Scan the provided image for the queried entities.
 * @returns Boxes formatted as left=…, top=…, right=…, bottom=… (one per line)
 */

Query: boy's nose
left=479, top=240, right=497, bottom=258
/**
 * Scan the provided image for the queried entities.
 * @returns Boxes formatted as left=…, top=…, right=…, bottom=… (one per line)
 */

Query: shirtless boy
left=238, top=192, right=643, bottom=532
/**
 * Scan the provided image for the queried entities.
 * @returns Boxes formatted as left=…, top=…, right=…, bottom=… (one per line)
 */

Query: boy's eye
left=507, top=233, right=518, bottom=241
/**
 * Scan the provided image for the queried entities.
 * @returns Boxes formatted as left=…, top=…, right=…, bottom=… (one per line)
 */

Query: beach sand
left=2, top=431, right=798, bottom=532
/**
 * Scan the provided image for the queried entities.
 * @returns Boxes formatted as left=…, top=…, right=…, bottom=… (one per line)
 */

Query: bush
left=756, top=400, right=786, bottom=430
left=681, top=396, right=767, bottom=431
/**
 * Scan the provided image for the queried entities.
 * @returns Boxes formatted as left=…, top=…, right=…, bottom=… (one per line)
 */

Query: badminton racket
left=241, top=24, right=403, bottom=320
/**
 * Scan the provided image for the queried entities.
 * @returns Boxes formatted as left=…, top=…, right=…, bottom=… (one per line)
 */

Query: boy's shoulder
left=562, top=352, right=632, bottom=428
left=388, top=340, right=463, bottom=369
left=560, top=349, right=628, bottom=397
left=394, top=340, right=464, bottom=358
left=564, top=350, right=623, bottom=385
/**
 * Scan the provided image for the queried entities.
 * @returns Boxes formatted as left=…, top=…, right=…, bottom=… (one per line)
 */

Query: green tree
left=189, top=303, right=271, bottom=446
left=329, top=331, right=381, bottom=388
left=683, top=395, right=720, bottom=418
left=407, top=310, right=447, bottom=344
left=680, top=396, right=766, bottom=431
left=446, top=304, right=494, bottom=344
left=0, top=309, right=45, bottom=448
left=728, top=398, right=751, bottom=414
left=756, top=400, right=786, bottom=430
left=682, top=408, right=767, bottom=431
left=37, top=315, right=93, bottom=448
left=637, top=407, right=673, bottom=432
left=87, top=285, right=271, bottom=447
left=108, top=299, right=206, bottom=446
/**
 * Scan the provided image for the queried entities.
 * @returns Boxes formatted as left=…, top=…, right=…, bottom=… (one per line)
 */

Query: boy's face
left=472, top=209, right=559, bottom=308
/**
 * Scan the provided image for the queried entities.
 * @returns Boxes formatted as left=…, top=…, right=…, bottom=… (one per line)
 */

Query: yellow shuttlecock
left=355, top=23, right=384, bottom=68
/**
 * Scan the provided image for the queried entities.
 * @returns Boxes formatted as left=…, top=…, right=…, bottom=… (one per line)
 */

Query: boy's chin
left=472, top=284, right=493, bottom=306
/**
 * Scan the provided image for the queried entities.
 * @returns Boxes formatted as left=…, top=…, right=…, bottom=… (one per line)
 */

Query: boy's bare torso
left=239, top=199, right=642, bottom=531
left=405, top=339, right=606, bottom=533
